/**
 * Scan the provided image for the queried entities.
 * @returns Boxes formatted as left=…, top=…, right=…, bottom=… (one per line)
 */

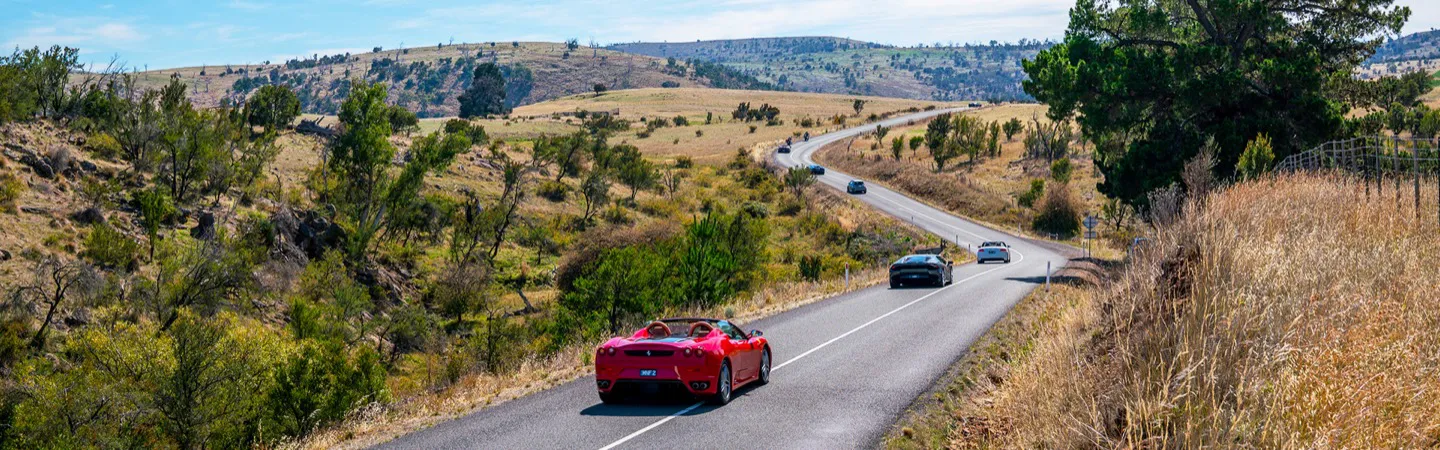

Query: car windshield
left=897, top=255, right=934, bottom=264
left=641, top=319, right=720, bottom=340
left=850, top=181, right=864, bottom=186
left=981, top=241, right=1005, bottom=247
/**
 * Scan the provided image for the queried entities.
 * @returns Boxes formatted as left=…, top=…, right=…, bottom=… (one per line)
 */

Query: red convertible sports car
left=595, top=318, right=771, bottom=405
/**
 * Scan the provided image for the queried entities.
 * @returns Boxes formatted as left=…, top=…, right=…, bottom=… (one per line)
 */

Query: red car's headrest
left=688, top=322, right=714, bottom=337
left=645, top=321, right=671, bottom=339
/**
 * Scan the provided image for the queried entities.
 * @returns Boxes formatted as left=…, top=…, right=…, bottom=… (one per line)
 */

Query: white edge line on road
left=596, top=402, right=703, bottom=450
left=598, top=252, right=1026, bottom=450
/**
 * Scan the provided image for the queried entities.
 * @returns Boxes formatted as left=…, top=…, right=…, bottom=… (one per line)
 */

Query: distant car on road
left=976, top=241, right=1011, bottom=264
left=595, top=318, right=770, bottom=406
left=808, top=165, right=826, bottom=175
left=777, top=145, right=791, bottom=154
left=889, top=254, right=953, bottom=288
left=968, top=102, right=983, bottom=108
left=846, top=180, right=867, bottom=194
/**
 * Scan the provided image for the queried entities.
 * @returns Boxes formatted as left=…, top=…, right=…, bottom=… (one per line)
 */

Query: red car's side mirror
left=750, top=330, right=763, bottom=337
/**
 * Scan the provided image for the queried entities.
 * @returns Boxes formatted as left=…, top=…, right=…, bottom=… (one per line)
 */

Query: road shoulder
left=881, top=256, right=1111, bottom=449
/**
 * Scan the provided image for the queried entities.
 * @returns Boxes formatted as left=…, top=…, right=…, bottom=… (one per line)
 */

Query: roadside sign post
left=1082, top=214, right=1099, bottom=259
left=844, top=263, right=850, bottom=290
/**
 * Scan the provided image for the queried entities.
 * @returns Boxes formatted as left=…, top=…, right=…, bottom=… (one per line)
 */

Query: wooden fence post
left=1415, top=147, right=1421, bottom=220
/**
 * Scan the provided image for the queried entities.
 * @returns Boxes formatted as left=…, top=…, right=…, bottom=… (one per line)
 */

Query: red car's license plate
left=639, top=369, right=657, bottom=377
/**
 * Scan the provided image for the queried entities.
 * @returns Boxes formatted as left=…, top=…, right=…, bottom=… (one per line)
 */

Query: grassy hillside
left=1368, top=29, right=1440, bottom=63
left=610, top=37, right=1048, bottom=102
left=514, top=88, right=956, bottom=162
left=889, top=174, right=1440, bottom=448
left=295, top=88, right=957, bottom=165
left=127, top=42, right=705, bottom=117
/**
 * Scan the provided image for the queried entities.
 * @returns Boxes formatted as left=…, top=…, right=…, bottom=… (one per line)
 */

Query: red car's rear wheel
left=708, top=361, right=733, bottom=405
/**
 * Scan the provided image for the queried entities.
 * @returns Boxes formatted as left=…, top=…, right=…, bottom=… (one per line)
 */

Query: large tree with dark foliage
left=1023, top=0, right=1410, bottom=208
left=245, top=84, right=301, bottom=132
left=457, top=62, right=507, bottom=118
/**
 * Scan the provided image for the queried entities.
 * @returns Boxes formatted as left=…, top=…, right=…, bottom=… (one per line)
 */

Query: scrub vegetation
left=0, top=45, right=941, bottom=448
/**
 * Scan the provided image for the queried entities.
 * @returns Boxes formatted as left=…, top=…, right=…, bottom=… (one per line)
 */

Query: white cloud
left=4, top=17, right=147, bottom=51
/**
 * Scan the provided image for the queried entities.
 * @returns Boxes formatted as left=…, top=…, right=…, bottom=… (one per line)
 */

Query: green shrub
left=1237, top=133, right=1274, bottom=180
left=777, top=197, right=804, bottom=216
left=536, top=180, right=569, bottom=202
left=1017, top=178, right=1044, bottom=208
left=675, top=156, right=693, bottom=169
left=741, top=201, right=770, bottom=218
left=0, top=172, right=21, bottom=212
left=82, top=221, right=140, bottom=271
left=798, top=255, right=822, bottom=281
left=265, top=342, right=387, bottom=439
left=86, top=133, right=122, bottom=159
left=1050, top=158, right=1073, bottom=183
left=601, top=204, right=633, bottom=225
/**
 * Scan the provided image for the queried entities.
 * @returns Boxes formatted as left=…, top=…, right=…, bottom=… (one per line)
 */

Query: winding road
left=377, top=108, right=1071, bottom=450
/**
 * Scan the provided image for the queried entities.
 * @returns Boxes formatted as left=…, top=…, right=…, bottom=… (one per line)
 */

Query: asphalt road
left=378, top=108, right=1070, bottom=450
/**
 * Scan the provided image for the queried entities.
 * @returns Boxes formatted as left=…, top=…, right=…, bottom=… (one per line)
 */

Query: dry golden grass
left=515, top=87, right=950, bottom=118
left=514, top=88, right=957, bottom=163
left=1422, top=85, right=1440, bottom=109
left=918, top=174, right=1440, bottom=449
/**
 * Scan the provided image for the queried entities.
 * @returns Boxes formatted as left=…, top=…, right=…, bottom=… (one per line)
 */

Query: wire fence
left=1276, top=135, right=1440, bottom=223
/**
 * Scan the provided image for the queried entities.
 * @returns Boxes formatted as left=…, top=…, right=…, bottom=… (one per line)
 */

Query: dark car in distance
left=808, top=165, right=826, bottom=175
left=846, top=180, right=867, bottom=194
left=777, top=145, right=791, bottom=154
left=889, top=254, right=953, bottom=288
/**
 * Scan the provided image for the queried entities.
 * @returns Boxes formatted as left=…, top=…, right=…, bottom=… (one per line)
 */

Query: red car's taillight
left=682, top=348, right=692, bottom=357
left=607, top=347, right=616, bottom=356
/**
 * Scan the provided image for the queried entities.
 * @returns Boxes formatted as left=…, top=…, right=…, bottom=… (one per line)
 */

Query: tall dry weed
left=973, top=174, right=1440, bottom=448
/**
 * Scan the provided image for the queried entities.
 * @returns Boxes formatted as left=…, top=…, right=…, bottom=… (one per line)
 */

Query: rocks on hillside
left=71, top=206, right=106, bottom=225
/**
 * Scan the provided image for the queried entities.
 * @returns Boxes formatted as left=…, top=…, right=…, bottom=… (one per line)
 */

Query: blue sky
left=3, top=0, right=1438, bottom=70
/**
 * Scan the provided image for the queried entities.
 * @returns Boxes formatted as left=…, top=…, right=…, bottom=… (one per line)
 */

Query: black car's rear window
left=899, top=255, right=934, bottom=264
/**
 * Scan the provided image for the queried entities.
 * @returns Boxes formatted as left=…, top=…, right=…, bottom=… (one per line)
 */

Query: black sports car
left=889, top=254, right=953, bottom=288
